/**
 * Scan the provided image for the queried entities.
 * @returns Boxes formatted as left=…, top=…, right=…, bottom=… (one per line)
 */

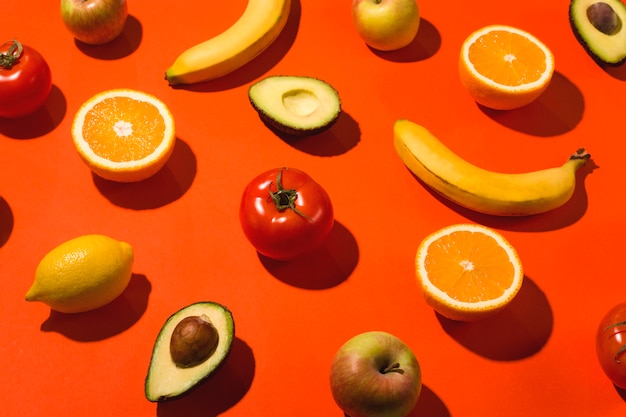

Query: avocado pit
left=170, top=315, right=219, bottom=368
left=587, top=2, right=621, bottom=35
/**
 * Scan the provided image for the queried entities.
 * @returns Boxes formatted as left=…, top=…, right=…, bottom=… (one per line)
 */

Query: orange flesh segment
left=82, top=97, right=166, bottom=162
left=423, top=231, right=515, bottom=303
left=468, top=30, right=547, bottom=86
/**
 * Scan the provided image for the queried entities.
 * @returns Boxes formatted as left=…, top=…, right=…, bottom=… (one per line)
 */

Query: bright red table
left=2, top=1, right=624, bottom=416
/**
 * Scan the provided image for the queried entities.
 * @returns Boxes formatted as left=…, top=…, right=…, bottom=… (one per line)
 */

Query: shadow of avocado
left=93, top=138, right=197, bottom=209
left=435, top=276, right=553, bottom=361
left=74, top=14, right=143, bottom=60
left=39, top=273, right=151, bottom=341
left=0, top=85, right=67, bottom=139
left=258, top=220, right=359, bottom=289
left=409, top=384, right=451, bottom=417
left=172, top=0, right=301, bottom=92
left=478, top=71, right=584, bottom=137
left=370, top=18, right=442, bottom=63
left=266, top=111, right=361, bottom=157
left=156, top=337, right=255, bottom=417
left=0, top=197, right=14, bottom=248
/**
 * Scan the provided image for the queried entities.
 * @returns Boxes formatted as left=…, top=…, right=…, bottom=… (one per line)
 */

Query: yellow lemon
left=26, top=234, right=134, bottom=313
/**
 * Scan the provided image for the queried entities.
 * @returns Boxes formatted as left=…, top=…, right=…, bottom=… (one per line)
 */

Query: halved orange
left=459, top=24, right=555, bottom=110
left=72, top=89, right=176, bottom=182
left=415, top=223, right=523, bottom=321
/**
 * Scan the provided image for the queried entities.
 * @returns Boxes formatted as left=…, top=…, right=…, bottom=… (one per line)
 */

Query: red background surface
left=2, top=1, right=625, bottom=416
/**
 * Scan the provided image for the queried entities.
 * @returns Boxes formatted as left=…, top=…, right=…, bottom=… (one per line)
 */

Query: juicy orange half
left=72, top=89, right=176, bottom=183
left=415, top=223, right=523, bottom=321
left=459, top=24, right=555, bottom=110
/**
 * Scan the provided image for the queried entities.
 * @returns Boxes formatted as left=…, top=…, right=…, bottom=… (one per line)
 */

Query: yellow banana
left=393, top=119, right=591, bottom=216
left=165, top=0, right=291, bottom=85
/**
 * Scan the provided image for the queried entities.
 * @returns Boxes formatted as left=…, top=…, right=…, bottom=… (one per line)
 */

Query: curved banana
left=165, top=0, right=291, bottom=85
left=393, top=119, right=591, bottom=216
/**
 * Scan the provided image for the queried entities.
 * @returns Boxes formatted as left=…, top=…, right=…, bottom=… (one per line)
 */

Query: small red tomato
left=240, top=167, right=334, bottom=261
left=0, top=39, right=52, bottom=118
left=596, top=302, right=626, bottom=389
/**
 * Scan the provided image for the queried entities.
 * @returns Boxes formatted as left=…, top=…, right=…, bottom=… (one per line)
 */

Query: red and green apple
left=60, top=0, right=128, bottom=45
left=329, top=331, right=422, bottom=417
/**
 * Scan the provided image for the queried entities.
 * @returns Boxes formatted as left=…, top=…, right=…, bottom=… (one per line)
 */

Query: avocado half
left=248, top=75, right=342, bottom=136
left=144, top=301, right=235, bottom=402
left=569, top=0, right=626, bottom=65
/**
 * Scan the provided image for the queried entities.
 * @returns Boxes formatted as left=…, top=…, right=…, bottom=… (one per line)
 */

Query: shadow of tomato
left=39, top=273, right=151, bottom=341
left=435, top=276, right=553, bottom=361
left=258, top=220, right=359, bottom=289
left=0, top=197, right=14, bottom=248
left=0, top=85, right=67, bottom=139
left=93, top=138, right=197, bottom=209
left=156, top=337, right=255, bottom=417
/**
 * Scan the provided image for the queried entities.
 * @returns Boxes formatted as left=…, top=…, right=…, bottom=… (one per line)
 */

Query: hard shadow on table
left=39, top=273, right=151, bottom=342
left=406, top=155, right=597, bottom=233
left=479, top=71, right=584, bottom=137
left=174, top=0, right=301, bottom=92
left=93, top=138, right=197, bottom=209
left=259, top=220, right=359, bottom=289
left=156, top=337, right=255, bottom=417
left=598, top=61, right=626, bottom=81
left=74, top=14, right=142, bottom=60
left=0, top=85, right=66, bottom=139
left=408, top=384, right=450, bottom=417
left=436, top=276, right=553, bottom=361
left=267, top=111, right=361, bottom=156
left=0, top=197, right=14, bottom=248
left=371, top=18, right=441, bottom=63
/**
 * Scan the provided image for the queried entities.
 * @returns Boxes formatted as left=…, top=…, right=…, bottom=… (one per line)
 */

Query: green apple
left=329, top=331, right=422, bottom=417
left=60, top=0, right=128, bottom=45
left=351, top=0, right=420, bottom=51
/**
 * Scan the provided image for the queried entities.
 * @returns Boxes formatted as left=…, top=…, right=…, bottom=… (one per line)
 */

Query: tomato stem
left=268, top=169, right=312, bottom=221
left=0, top=39, right=23, bottom=69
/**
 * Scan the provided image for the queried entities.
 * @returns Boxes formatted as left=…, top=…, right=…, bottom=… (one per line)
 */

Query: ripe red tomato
left=596, top=302, right=626, bottom=389
left=0, top=39, right=52, bottom=118
left=240, top=167, right=334, bottom=260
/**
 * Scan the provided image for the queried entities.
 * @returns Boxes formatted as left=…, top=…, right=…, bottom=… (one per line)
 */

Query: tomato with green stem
left=0, top=39, right=52, bottom=118
left=239, top=167, right=334, bottom=261
left=596, top=302, right=626, bottom=389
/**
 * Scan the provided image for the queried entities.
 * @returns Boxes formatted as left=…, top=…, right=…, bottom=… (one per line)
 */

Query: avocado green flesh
left=145, top=302, right=235, bottom=402
left=249, top=75, right=341, bottom=136
left=569, top=0, right=626, bottom=64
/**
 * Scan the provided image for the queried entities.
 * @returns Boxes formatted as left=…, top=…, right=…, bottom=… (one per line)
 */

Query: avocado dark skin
left=569, top=0, right=626, bottom=66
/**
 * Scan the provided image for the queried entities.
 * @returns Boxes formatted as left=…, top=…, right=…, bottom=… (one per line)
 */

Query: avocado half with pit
left=248, top=75, right=342, bottom=136
left=569, top=0, right=626, bottom=65
left=144, top=301, right=234, bottom=402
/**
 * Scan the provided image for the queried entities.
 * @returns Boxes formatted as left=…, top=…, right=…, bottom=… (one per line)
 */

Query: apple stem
left=381, top=362, right=404, bottom=374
